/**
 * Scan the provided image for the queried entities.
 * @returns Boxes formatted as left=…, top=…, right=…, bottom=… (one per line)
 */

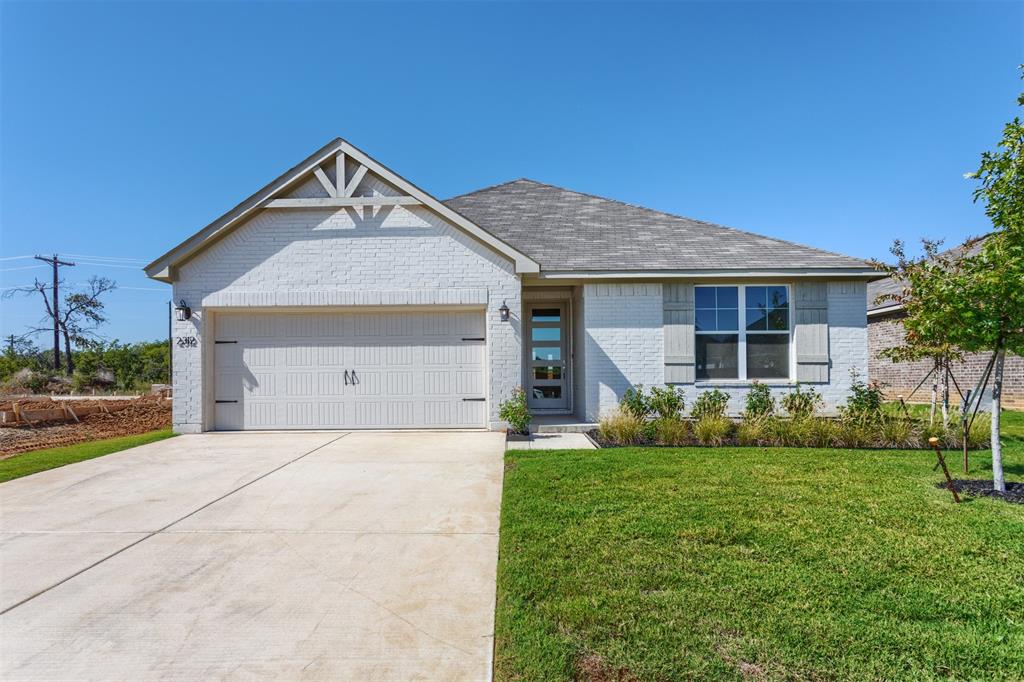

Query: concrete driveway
left=0, top=431, right=505, bottom=681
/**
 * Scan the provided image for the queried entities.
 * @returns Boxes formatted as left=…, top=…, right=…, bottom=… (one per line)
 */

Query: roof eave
left=529, top=267, right=883, bottom=280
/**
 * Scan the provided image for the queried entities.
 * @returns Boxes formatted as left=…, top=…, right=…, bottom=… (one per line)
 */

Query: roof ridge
left=444, top=178, right=536, bottom=202
left=507, top=179, right=869, bottom=264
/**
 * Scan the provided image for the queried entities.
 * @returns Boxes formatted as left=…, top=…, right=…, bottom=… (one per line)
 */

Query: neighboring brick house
left=146, top=137, right=878, bottom=432
left=867, top=242, right=1023, bottom=410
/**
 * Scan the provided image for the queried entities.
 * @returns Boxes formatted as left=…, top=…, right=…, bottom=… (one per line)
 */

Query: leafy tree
left=880, top=72, right=1024, bottom=492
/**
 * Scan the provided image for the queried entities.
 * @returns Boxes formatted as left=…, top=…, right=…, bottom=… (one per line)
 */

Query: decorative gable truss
left=266, top=150, right=421, bottom=208
left=144, top=138, right=540, bottom=281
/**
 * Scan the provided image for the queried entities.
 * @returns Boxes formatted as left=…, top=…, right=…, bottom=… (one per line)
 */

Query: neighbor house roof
left=444, top=179, right=875, bottom=276
left=867, top=235, right=988, bottom=316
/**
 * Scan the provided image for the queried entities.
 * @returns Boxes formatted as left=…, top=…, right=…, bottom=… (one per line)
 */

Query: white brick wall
left=582, top=284, right=665, bottom=421
left=171, top=201, right=521, bottom=432
left=581, top=280, right=868, bottom=419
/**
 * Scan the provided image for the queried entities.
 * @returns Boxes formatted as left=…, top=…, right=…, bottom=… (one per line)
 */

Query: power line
left=71, top=261, right=145, bottom=270
left=62, top=254, right=148, bottom=263
left=0, top=255, right=35, bottom=262
left=0, top=265, right=47, bottom=272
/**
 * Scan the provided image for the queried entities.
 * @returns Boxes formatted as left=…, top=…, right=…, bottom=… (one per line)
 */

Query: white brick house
left=146, top=138, right=877, bottom=432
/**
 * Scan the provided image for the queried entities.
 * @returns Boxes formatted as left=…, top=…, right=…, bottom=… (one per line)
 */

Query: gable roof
left=144, top=138, right=540, bottom=281
left=444, top=179, right=875, bottom=276
left=867, top=235, right=988, bottom=315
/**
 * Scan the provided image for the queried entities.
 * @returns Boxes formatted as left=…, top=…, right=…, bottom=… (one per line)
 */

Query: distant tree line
left=0, top=339, right=170, bottom=394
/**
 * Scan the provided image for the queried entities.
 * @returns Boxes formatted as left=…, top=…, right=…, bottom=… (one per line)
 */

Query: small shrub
left=653, top=416, right=690, bottom=446
left=781, top=384, right=823, bottom=419
left=499, top=387, right=531, bottom=435
left=744, top=381, right=775, bottom=418
left=841, top=369, right=884, bottom=420
left=692, top=389, right=730, bottom=420
left=694, top=415, right=732, bottom=446
left=641, top=418, right=659, bottom=443
left=648, top=385, right=686, bottom=420
left=620, top=385, right=651, bottom=419
left=598, top=408, right=646, bottom=445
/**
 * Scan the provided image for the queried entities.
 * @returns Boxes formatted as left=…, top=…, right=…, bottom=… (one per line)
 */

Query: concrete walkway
left=0, top=431, right=505, bottom=681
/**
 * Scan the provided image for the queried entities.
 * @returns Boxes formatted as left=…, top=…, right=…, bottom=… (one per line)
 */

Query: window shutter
left=663, top=283, right=695, bottom=384
left=794, top=282, right=829, bottom=383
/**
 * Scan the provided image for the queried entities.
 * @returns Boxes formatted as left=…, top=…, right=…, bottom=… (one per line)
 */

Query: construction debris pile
left=0, top=395, right=171, bottom=458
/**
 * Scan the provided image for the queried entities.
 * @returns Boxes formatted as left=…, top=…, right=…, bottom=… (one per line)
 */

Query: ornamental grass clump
left=736, top=415, right=773, bottom=447
left=598, top=408, right=646, bottom=446
left=653, top=416, right=690, bottom=446
left=694, top=415, right=732, bottom=446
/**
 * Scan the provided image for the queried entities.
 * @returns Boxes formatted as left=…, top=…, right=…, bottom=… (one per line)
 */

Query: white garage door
left=213, top=310, right=486, bottom=430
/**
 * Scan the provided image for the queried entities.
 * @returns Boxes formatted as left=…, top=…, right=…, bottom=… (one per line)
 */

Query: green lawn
left=0, top=429, right=175, bottom=483
left=498, top=411, right=1024, bottom=680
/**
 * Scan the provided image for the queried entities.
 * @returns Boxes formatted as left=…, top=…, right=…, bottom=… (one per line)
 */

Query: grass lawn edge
left=0, top=429, right=176, bottom=483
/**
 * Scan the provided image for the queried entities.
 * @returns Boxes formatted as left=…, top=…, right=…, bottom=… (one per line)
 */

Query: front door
left=526, top=303, right=569, bottom=411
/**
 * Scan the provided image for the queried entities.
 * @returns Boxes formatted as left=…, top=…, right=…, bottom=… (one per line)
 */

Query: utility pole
left=5, top=335, right=15, bottom=356
left=33, top=254, right=75, bottom=371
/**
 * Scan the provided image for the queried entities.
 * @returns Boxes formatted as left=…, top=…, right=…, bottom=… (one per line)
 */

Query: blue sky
left=1, top=1, right=1021, bottom=345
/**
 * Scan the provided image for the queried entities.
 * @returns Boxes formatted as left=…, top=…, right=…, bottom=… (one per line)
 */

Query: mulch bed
left=940, top=479, right=1024, bottom=505
left=0, top=395, right=171, bottom=458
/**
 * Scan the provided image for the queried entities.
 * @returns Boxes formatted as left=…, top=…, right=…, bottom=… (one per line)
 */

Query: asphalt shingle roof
left=443, top=179, right=872, bottom=272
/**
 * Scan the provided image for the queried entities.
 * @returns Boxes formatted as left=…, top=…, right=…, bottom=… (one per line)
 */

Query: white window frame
left=694, top=283, right=794, bottom=382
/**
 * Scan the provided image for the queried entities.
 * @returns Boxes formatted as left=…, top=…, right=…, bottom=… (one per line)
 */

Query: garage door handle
left=461, top=337, right=485, bottom=341
left=215, top=400, right=238, bottom=404
left=462, top=398, right=485, bottom=402
left=215, top=340, right=237, bottom=344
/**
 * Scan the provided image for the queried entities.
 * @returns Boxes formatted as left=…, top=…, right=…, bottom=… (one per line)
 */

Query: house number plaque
left=176, top=336, right=198, bottom=348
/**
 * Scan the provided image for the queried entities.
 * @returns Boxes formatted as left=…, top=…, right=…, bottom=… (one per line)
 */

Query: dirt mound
left=0, top=396, right=171, bottom=458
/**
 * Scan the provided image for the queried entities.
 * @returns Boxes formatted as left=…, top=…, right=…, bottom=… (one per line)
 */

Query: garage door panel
left=285, top=373, right=315, bottom=396
left=385, top=372, right=414, bottom=396
left=214, top=343, right=242, bottom=369
left=215, top=372, right=244, bottom=400
left=317, top=345, right=346, bottom=367
left=285, top=402, right=315, bottom=427
left=215, top=403, right=244, bottom=430
left=315, top=401, right=343, bottom=426
left=385, top=345, right=414, bottom=365
left=250, top=373, right=276, bottom=397
left=214, top=311, right=486, bottom=430
left=245, top=346, right=277, bottom=368
left=317, top=373, right=347, bottom=396
left=455, top=370, right=484, bottom=395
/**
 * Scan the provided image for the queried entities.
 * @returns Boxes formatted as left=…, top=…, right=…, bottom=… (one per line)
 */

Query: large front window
left=695, top=285, right=791, bottom=381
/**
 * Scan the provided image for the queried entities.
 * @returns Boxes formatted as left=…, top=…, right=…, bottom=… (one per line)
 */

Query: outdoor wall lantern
left=499, top=301, right=510, bottom=322
left=174, top=300, right=192, bottom=322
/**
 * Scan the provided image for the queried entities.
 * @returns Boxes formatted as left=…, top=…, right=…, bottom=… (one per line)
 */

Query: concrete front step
left=531, top=420, right=598, bottom=434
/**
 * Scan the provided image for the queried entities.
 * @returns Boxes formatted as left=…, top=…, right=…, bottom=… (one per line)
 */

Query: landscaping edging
left=587, top=428, right=991, bottom=451
left=941, top=480, right=1024, bottom=504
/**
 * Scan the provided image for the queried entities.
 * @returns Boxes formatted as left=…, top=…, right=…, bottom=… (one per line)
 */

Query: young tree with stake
left=882, top=74, right=1023, bottom=492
